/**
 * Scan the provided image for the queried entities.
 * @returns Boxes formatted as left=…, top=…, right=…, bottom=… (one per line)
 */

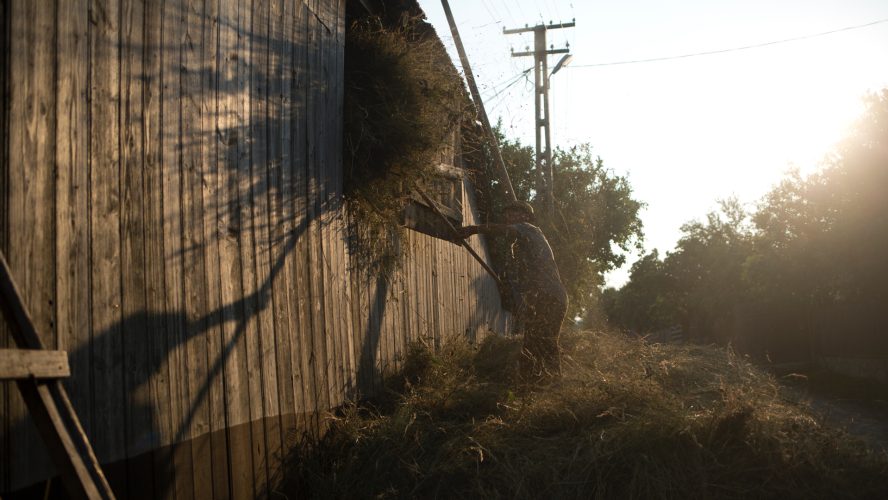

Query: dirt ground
left=778, top=368, right=888, bottom=454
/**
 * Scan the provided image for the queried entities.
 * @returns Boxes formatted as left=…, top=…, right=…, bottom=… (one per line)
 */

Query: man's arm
left=453, top=223, right=515, bottom=240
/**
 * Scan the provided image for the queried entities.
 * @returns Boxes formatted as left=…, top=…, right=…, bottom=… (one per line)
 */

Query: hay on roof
left=343, top=12, right=470, bottom=276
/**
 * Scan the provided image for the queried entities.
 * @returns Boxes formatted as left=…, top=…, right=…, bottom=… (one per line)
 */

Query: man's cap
left=504, top=200, right=534, bottom=216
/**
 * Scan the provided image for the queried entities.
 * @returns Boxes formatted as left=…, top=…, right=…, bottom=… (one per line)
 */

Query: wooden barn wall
left=356, top=178, right=515, bottom=391
left=0, top=0, right=511, bottom=496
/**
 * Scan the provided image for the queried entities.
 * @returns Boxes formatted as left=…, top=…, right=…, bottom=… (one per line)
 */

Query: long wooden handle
left=440, top=0, right=517, bottom=202
left=414, top=186, right=504, bottom=289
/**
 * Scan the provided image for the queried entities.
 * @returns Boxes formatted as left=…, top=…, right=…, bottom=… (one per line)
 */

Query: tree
left=603, top=199, right=753, bottom=339
left=605, top=89, right=888, bottom=357
left=601, top=250, right=679, bottom=332
left=476, top=126, right=645, bottom=318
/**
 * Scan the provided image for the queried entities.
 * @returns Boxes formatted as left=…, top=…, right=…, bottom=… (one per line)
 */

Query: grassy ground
left=275, top=331, right=888, bottom=499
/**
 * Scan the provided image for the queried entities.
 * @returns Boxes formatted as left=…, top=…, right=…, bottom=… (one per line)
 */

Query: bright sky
left=418, top=0, right=888, bottom=288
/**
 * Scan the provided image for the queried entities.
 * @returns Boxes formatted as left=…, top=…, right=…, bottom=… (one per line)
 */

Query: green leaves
left=482, top=126, right=645, bottom=317
left=605, top=89, right=888, bottom=351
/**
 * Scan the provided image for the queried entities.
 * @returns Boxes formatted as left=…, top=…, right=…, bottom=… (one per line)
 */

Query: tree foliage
left=479, top=127, right=645, bottom=317
left=604, top=89, right=888, bottom=358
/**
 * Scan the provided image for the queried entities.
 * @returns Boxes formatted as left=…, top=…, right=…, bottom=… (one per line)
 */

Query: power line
left=483, top=67, right=533, bottom=103
left=472, top=20, right=503, bottom=30
left=572, top=17, right=888, bottom=68
left=495, top=0, right=517, bottom=26
left=478, top=0, right=499, bottom=25
left=482, top=66, right=533, bottom=96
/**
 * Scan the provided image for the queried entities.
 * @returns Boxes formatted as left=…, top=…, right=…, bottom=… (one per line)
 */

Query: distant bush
left=274, top=330, right=888, bottom=498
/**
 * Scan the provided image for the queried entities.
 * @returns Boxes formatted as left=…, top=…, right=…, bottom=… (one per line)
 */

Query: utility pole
left=505, top=20, right=575, bottom=218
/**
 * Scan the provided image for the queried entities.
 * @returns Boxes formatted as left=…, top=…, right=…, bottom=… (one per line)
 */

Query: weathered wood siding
left=0, top=0, right=510, bottom=496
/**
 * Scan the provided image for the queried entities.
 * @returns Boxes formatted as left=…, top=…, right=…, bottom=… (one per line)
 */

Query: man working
left=454, top=201, right=568, bottom=380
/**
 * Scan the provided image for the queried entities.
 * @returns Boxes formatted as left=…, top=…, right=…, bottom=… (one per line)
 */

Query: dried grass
left=344, top=13, right=470, bottom=277
left=276, top=331, right=888, bottom=499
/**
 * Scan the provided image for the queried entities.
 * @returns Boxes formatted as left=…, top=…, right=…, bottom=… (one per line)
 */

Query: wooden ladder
left=0, top=252, right=115, bottom=499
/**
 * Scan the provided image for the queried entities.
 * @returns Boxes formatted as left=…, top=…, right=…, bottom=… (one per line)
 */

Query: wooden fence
left=0, top=0, right=511, bottom=496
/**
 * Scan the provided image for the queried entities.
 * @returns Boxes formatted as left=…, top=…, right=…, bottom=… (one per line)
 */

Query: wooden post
left=0, top=253, right=115, bottom=499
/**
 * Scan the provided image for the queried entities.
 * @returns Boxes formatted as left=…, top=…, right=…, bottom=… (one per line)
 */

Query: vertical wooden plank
left=347, top=214, right=362, bottom=397
left=415, top=235, right=426, bottom=345
left=334, top=18, right=356, bottom=393
left=287, top=0, right=311, bottom=444
left=274, top=0, right=308, bottom=449
left=400, top=236, right=416, bottom=359
left=87, top=0, right=128, bottom=495
left=431, top=236, right=442, bottom=344
left=0, top=0, right=8, bottom=488
left=369, top=260, right=383, bottom=388
left=444, top=237, right=453, bottom=339
left=393, top=245, right=405, bottom=371
left=159, top=1, right=196, bottom=498
left=435, top=237, right=447, bottom=342
left=159, top=1, right=195, bottom=498
left=440, top=237, right=452, bottom=340
left=180, top=1, right=214, bottom=496
left=465, top=181, right=481, bottom=339
left=412, top=232, right=424, bottom=344
left=404, top=231, right=417, bottom=347
left=418, top=235, right=427, bottom=343
left=55, top=0, right=92, bottom=471
left=449, top=235, right=459, bottom=338
left=361, top=226, right=372, bottom=394
left=217, top=0, right=254, bottom=496
left=313, top=0, right=342, bottom=408
left=119, top=0, right=156, bottom=497
left=401, top=237, right=411, bottom=367
left=5, top=0, right=57, bottom=488
left=348, top=213, right=367, bottom=398
left=328, top=0, right=350, bottom=405
left=452, top=238, right=460, bottom=338
left=380, top=276, right=392, bottom=379
left=427, top=236, right=436, bottom=343
left=323, top=182, right=344, bottom=402
left=431, top=235, right=441, bottom=348
left=290, top=0, right=318, bottom=437
left=306, top=0, right=332, bottom=426
left=197, top=1, right=232, bottom=497
left=143, top=0, right=176, bottom=495
left=412, top=233, right=425, bottom=345
left=265, top=0, right=297, bottom=483
left=460, top=181, right=472, bottom=339
left=422, top=235, right=432, bottom=343
left=250, top=0, right=284, bottom=491
left=462, top=190, right=475, bottom=341
left=399, top=237, right=410, bottom=361
left=445, top=238, right=454, bottom=340
left=238, top=0, right=271, bottom=492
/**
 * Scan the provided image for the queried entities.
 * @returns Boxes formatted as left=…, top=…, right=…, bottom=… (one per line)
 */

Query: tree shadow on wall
left=3, top=0, right=352, bottom=498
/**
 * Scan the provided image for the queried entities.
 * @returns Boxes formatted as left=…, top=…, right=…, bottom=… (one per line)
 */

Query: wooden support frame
left=0, top=253, right=115, bottom=499
left=0, top=349, right=70, bottom=380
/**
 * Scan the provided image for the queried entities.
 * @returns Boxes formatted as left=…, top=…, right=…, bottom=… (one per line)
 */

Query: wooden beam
left=414, top=186, right=504, bottom=289
left=0, top=253, right=115, bottom=499
left=439, top=0, right=517, bottom=202
left=0, top=349, right=70, bottom=380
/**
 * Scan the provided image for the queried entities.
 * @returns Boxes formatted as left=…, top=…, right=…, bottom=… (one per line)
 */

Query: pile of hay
left=275, top=330, right=887, bottom=498
left=344, top=12, right=469, bottom=276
